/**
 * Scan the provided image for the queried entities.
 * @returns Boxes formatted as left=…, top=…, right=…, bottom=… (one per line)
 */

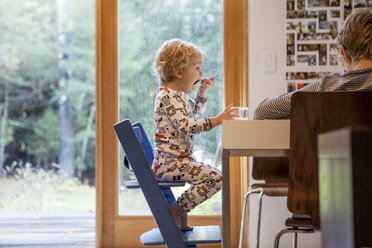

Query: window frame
left=95, top=0, right=248, bottom=246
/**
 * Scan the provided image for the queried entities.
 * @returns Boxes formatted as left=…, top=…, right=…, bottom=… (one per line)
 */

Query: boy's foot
left=168, top=204, right=193, bottom=231
left=168, top=204, right=181, bottom=227
left=180, top=213, right=193, bottom=231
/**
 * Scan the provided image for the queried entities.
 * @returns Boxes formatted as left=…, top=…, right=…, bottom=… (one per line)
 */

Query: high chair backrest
left=124, top=122, right=179, bottom=204
left=132, top=122, right=154, bottom=164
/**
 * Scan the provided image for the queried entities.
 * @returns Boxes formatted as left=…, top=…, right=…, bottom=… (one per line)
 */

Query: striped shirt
left=253, top=67, right=372, bottom=120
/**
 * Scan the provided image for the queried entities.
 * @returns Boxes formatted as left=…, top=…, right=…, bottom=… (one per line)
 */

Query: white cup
left=233, top=107, right=249, bottom=120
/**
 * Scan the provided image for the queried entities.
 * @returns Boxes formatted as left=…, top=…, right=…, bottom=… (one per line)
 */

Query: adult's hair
left=153, top=39, right=203, bottom=86
left=337, top=9, right=372, bottom=62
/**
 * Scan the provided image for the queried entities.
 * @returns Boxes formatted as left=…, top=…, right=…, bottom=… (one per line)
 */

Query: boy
left=152, top=39, right=238, bottom=230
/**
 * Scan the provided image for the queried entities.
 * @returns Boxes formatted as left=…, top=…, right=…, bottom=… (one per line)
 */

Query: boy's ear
left=175, top=71, right=183, bottom=79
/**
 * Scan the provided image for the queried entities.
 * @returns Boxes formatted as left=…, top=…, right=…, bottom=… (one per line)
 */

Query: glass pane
left=0, top=0, right=95, bottom=211
left=118, top=0, right=223, bottom=215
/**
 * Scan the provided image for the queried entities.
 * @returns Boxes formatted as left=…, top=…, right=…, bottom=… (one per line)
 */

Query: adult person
left=254, top=9, right=372, bottom=120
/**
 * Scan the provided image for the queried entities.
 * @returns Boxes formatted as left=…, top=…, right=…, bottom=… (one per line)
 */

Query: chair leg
left=274, top=228, right=289, bottom=248
left=274, top=227, right=314, bottom=248
left=239, top=190, right=254, bottom=248
left=292, top=232, right=298, bottom=248
left=256, top=191, right=264, bottom=248
left=239, top=188, right=264, bottom=248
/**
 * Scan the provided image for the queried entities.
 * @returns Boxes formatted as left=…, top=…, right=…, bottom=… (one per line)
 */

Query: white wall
left=247, top=0, right=321, bottom=247
left=249, top=0, right=287, bottom=115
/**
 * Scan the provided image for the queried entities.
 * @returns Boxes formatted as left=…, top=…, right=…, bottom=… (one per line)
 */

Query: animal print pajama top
left=152, top=87, right=223, bottom=214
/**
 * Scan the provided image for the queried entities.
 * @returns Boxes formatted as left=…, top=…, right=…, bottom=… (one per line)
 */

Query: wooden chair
left=274, top=91, right=372, bottom=248
left=318, top=127, right=372, bottom=248
left=239, top=157, right=289, bottom=248
left=114, top=119, right=221, bottom=248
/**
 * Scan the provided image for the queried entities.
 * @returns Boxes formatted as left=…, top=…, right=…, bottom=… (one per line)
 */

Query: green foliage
left=0, top=164, right=95, bottom=211
left=0, top=0, right=95, bottom=179
left=27, top=107, right=59, bottom=161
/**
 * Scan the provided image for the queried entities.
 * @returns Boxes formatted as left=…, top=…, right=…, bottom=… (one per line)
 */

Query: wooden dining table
left=221, top=120, right=291, bottom=248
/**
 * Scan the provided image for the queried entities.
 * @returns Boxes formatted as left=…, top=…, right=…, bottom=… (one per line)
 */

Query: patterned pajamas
left=153, top=153, right=222, bottom=213
left=152, top=87, right=222, bottom=214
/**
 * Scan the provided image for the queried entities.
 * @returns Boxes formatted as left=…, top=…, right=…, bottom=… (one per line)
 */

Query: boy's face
left=178, top=57, right=203, bottom=94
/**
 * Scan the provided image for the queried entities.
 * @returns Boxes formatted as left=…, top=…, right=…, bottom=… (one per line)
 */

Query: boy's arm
left=162, top=95, right=212, bottom=135
left=190, top=78, right=214, bottom=116
left=188, top=96, right=207, bottom=116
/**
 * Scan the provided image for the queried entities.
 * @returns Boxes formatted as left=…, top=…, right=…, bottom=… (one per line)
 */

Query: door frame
left=95, top=0, right=249, bottom=247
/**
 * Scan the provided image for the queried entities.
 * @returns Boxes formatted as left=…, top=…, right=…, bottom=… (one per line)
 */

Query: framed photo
left=287, top=0, right=295, bottom=10
left=287, top=33, right=295, bottom=44
left=330, top=10, right=341, bottom=18
left=319, top=10, right=327, bottom=21
left=297, top=0, right=306, bottom=10
left=329, top=54, right=339, bottom=66
left=287, top=55, right=295, bottom=66
left=308, top=0, right=329, bottom=7
left=330, top=0, right=341, bottom=6
left=354, top=0, right=367, bottom=8
left=329, top=43, right=338, bottom=52
left=308, top=21, right=317, bottom=33
left=297, top=83, right=309, bottom=89
left=287, top=82, right=296, bottom=92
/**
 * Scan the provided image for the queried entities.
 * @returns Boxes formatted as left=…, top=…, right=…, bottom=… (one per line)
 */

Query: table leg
left=222, top=149, right=231, bottom=248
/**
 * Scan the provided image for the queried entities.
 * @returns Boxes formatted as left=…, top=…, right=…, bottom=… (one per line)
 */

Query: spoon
left=195, top=71, right=217, bottom=86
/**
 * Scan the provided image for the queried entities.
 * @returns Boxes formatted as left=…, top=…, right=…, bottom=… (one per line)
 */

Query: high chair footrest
left=124, top=180, right=141, bottom=188
left=140, top=226, right=221, bottom=246
left=125, top=180, right=186, bottom=188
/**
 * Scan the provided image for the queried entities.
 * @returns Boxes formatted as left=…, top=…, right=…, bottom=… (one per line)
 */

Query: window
left=118, top=0, right=224, bottom=215
left=0, top=0, right=95, bottom=211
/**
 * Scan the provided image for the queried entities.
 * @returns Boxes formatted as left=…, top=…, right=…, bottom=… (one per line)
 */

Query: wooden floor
left=0, top=211, right=95, bottom=248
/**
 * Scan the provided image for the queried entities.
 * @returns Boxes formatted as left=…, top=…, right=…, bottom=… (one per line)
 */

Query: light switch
left=261, top=50, right=276, bottom=73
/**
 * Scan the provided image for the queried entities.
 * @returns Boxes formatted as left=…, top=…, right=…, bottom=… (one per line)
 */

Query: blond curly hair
left=337, top=9, right=372, bottom=63
left=153, top=39, right=203, bottom=86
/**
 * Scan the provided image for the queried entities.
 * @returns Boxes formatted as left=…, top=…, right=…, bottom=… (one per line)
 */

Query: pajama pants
left=152, top=153, right=223, bottom=214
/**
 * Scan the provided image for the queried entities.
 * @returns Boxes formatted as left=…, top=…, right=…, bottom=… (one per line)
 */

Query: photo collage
left=285, top=0, right=371, bottom=92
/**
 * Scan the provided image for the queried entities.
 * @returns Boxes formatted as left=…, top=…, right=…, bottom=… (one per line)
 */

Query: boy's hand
left=197, top=77, right=215, bottom=98
left=210, top=104, right=239, bottom=128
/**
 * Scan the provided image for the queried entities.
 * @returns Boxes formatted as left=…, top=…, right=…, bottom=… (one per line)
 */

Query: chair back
left=114, top=119, right=187, bottom=247
left=132, top=122, right=154, bottom=164
left=123, top=122, right=154, bottom=171
left=288, top=91, right=372, bottom=229
left=252, top=157, right=289, bottom=184
left=124, top=122, right=177, bottom=203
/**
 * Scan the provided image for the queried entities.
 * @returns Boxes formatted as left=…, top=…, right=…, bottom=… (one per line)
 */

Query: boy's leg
left=168, top=201, right=193, bottom=231
left=153, top=156, right=223, bottom=230
left=176, top=159, right=223, bottom=213
left=153, top=156, right=194, bottom=230
left=180, top=212, right=193, bottom=231
left=168, top=203, right=181, bottom=227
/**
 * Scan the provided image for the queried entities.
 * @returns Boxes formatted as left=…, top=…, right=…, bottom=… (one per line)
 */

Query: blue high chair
left=123, top=121, right=185, bottom=204
left=114, top=119, right=221, bottom=248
